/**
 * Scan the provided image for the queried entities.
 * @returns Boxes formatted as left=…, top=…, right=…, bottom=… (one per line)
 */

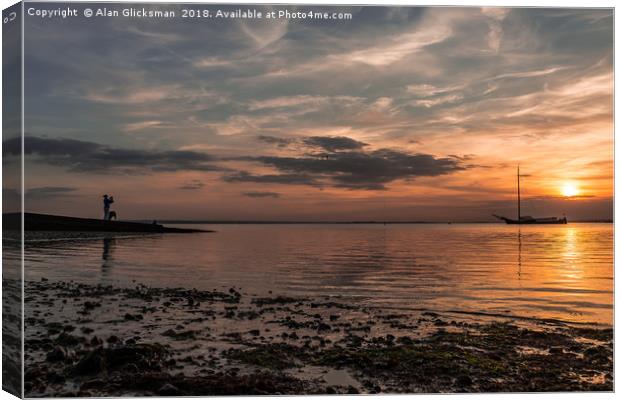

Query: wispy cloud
left=243, top=191, right=281, bottom=198
left=338, top=24, right=452, bottom=66
left=178, top=180, right=205, bottom=190
left=123, top=120, right=168, bottom=132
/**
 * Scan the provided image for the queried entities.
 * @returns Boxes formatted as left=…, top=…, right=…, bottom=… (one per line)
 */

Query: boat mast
left=517, top=165, right=521, bottom=221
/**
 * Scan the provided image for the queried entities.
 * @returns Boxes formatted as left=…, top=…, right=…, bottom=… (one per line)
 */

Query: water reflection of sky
left=21, top=223, right=613, bottom=325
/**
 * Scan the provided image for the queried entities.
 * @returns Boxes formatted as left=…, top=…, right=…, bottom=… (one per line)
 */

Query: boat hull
left=503, top=219, right=567, bottom=225
left=492, top=214, right=568, bottom=225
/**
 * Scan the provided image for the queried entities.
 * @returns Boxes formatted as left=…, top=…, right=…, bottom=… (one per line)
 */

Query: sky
left=7, top=5, right=613, bottom=221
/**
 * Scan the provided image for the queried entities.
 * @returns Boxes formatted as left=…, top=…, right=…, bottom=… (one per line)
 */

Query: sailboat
left=493, top=167, right=568, bottom=225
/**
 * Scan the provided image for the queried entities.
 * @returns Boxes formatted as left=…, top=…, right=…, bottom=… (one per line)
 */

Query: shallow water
left=20, top=223, right=613, bottom=324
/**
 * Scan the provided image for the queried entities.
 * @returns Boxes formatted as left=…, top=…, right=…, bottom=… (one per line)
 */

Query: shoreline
left=3, top=213, right=211, bottom=233
left=23, top=279, right=613, bottom=396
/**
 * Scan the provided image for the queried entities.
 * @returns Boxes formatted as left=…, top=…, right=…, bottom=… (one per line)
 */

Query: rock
left=74, top=343, right=168, bottom=376
left=107, top=335, right=119, bottom=344
left=456, top=375, right=473, bottom=386
left=158, top=383, right=181, bottom=396
left=46, top=346, right=67, bottom=362
left=74, top=348, right=104, bottom=375
left=397, top=336, right=413, bottom=345
left=549, top=346, right=564, bottom=354
left=55, top=332, right=82, bottom=347
left=347, top=386, right=360, bottom=394
left=83, top=301, right=100, bottom=310
left=584, top=346, right=609, bottom=361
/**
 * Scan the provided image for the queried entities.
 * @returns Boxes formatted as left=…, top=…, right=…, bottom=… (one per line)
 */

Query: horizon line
left=151, top=219, right=614, bottom=224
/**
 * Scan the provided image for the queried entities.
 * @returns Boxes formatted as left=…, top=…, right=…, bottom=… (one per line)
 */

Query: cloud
left=5, top=136, right=222, bottom=174
left=238, top=12, right=288, bottom=49
left=248, top=95, right=328, bottom=111
left=222, top=171, right=318, bottom=186
left=257, top=135, right=294, bottom=147
left=337, top=19, right=453, bottom=66
left=256, top=135, right=368, bottom=153
left=193, top=56, right=233, bottom=69
left=302, top=136, right=368, bottom=152
left=178, top=180, right=205, bottom=190
left=487, top=67, right=566, bottom=81
left=84, top=85, right=180, bottom=104
left=123, top=120, right=167, bottom=132
left=371, top=97, right=394, bottom=111
left=413, top=94, right=463, bottom=108
left=246, top=95, right=365, bottom=117
left=233, top=142, right=465, bottom=190
left=243, top=191, right=281, bottom=198
left=481, top=8, right=510, bottom=53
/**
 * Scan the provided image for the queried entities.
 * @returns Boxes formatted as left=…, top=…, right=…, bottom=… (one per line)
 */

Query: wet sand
left=25, top=279, right=612, bottom=396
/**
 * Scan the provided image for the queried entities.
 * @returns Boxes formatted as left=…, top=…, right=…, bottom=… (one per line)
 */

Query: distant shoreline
left=155, top=220, right=613, bottom=225
left=2, top=213, right=210, bottom=233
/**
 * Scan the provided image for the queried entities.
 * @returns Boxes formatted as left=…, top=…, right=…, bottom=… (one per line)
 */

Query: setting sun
left=561, top=183, right=580, bottom=197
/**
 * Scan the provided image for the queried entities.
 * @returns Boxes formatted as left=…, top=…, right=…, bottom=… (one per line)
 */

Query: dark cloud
left=224, top=139, right=464, bottom=190
left=4, top=137, right=222, bottom=174
left=26, top=186, right=77, bottom=199
left=257, top=135, right=294, bottom=148
left=302, top=136, right=368, bottom=152
left=178, top=180, right=205, bottom=190
left=243, top=191, right=281, bottom=198
left=222, top=171, right=318, bottom=186
left=256, top=135, right=368, bottom=153
left=245, top=147, right=464, bottom=190
left=448, top=154, right=474, bottom=161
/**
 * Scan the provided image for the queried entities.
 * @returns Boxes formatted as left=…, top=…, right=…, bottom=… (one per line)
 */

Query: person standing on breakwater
left=102, top=194, right=114, bottom=220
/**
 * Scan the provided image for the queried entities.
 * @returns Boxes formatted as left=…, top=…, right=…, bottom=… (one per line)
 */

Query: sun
left=561, top=183, right=579, bottom=198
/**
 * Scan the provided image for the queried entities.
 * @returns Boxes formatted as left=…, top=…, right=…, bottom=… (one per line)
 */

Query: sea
left=17, top=223, right=613, bottom=325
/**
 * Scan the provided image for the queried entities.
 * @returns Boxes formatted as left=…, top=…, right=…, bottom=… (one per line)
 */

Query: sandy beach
left=24, top=278, right=612, bottom=396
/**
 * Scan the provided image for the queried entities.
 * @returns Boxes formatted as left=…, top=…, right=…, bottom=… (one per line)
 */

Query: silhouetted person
left=103, top=194, right=114, bottom=220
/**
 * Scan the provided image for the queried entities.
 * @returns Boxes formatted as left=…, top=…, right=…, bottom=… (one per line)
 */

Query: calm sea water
left=21, top=223, right=613, bottom=324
